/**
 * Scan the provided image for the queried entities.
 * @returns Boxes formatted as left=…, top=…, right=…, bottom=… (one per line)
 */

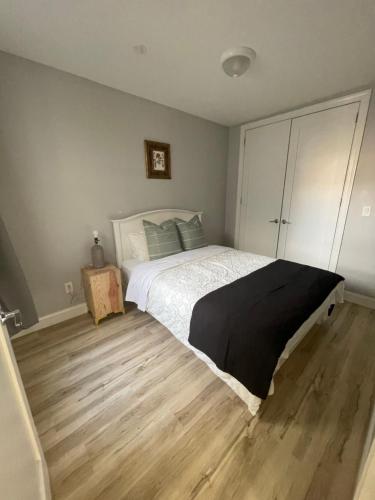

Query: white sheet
left=122, top=259, right=143, bottom=282
left=126, top=245, right=344, bottom=415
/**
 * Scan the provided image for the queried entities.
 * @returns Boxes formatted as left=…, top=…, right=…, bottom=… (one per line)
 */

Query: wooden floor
left=12, top=302, right=375, bottom=500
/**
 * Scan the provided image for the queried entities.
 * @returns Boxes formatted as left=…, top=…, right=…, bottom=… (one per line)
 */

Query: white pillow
left=128, top=231, right=149, bottom=261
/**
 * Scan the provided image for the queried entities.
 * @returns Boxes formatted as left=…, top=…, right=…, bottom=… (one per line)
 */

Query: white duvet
left=125, top=245, right=344, bottom=415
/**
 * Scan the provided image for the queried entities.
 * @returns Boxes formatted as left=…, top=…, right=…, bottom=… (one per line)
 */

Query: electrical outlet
left=64, top=281, right=74, bottom=295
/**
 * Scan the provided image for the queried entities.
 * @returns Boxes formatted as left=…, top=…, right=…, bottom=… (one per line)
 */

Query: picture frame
left=144, top=140, right=171, bottom=179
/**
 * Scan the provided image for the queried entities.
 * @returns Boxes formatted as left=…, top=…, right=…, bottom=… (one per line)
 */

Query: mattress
left=126, top=245, right=344, bottom=415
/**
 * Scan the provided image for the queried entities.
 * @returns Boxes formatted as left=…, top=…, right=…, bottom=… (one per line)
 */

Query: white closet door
left=239, top=120, right=291, bottom=257
left=278, top=102, right=359, bottom=269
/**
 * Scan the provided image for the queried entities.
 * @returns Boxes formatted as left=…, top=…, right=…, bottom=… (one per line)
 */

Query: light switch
left=362, top=206, right=371, bottom=217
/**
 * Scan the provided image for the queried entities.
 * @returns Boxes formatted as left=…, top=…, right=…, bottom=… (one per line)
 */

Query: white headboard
left=111, top=209, right=203, bottom=266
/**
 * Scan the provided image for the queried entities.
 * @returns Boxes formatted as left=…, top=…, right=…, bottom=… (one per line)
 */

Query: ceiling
left=0, top=1, right=375, bottom=126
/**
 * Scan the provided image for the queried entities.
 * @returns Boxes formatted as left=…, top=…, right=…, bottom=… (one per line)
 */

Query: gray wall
left=224, top=126, right=240, bottom=246
left=225, top=95, right=375, bottom=297
left=0, top=51, right=228, bottom=317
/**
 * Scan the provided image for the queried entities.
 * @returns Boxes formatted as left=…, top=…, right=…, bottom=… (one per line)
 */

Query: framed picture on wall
left=144, top=140, right=171, bottom=179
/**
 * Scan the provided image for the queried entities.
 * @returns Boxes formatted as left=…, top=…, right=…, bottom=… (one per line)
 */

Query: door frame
left=234, top=89, right=371, bottom=271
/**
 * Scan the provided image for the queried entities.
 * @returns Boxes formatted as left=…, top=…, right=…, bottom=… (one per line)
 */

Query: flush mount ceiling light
left=221, top=47, right=256, bottom=78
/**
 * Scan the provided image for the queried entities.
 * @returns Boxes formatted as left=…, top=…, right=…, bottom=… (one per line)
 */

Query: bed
left=112, top=209, right=345, bottom=415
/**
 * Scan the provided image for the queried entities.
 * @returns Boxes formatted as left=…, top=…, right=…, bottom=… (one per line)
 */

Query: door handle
left=281, top=219, right=291, bottom=224
left=0, top=308, right=23, bottom=328
left=268, top=218, right=279, bottom=224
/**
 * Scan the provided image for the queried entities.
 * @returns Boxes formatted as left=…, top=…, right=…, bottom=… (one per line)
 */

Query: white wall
left=225, top=94, right=375, bottom=297
left=337, top=95, right=375, bottom=297
left=0, top=51, right=228, bottom=317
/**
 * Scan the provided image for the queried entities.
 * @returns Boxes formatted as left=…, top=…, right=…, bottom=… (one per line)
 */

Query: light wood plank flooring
left=12, top=302, right=375, bottom=500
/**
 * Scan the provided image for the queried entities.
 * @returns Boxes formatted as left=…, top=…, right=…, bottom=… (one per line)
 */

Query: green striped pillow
left=143, top=219, right=182, bottom=260
left=175, top=215, right=206, bottom=251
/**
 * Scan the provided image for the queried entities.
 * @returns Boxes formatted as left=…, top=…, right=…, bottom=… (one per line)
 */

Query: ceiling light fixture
left=221, top=47, right=256, bottom=78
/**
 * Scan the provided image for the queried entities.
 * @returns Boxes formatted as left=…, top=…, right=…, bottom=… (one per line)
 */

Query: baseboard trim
left=13, top=303, right=88, bottom=339
left=345, top=291, right=375, bottom=310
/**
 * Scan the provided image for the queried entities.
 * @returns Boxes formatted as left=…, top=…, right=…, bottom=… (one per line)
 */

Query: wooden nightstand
left=81, top=265, right=125, bottom=325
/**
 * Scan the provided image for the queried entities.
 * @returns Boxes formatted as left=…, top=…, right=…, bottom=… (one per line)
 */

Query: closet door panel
left=278, top=102, right=359, bottom=269
left=239, top=120, right=291, bottom=257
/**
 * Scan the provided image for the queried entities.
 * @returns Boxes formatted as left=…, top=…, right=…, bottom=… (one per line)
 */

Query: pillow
left=174, top=215, right=206, bottom=250
left=128, top=231, right=149, bottom=261
left=143, top=219, right=182, bottom=260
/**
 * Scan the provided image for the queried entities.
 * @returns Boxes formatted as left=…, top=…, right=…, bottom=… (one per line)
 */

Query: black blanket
left=188, top=259, right=343, bottom=399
